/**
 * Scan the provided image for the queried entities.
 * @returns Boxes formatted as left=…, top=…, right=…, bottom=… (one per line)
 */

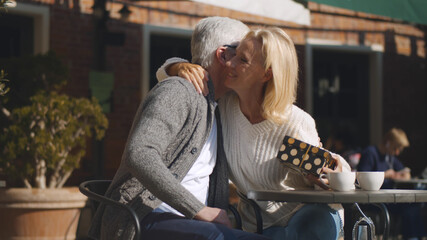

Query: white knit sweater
left=219, top=92, right=350, bottom=232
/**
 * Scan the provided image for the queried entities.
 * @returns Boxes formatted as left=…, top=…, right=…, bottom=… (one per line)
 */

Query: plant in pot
left=0, top=70, right=9, bottom=97
left=0, top=0, right=17, bottom=10
left=0, top=51, right=108, bottom=240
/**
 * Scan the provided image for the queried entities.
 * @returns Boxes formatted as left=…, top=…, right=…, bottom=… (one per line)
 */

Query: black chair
left=79, top=180, right=243, bottom=240
left=79, top=180, right=141, bottom=240
left=236, top=191, right=263, bottom=234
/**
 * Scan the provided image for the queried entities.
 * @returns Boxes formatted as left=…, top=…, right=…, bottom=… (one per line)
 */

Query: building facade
left=2, top=0, right=426, bottom=181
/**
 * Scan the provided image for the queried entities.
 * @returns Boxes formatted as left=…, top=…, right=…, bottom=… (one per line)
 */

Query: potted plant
left=0, top=0, right=17, bottom=11
left=0, top=52, right=108, bottom=239
left=0, top=70, right=9, bottom=96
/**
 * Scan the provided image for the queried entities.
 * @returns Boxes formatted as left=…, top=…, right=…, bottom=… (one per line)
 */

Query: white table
left=247, top=189, right=427, bottom=204
left=393, top=179, right=427, bottom=189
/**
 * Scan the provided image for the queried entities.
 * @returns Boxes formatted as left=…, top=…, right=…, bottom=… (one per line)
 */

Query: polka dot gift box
left=277, top=136, right=336, bottom=177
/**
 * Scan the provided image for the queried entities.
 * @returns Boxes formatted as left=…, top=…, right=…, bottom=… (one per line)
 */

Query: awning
left=191, top=0, right=310, bottom=26
left=307, top=0, right=427, bottom=25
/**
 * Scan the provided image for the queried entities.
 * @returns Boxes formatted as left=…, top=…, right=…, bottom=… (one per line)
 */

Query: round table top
left=247, top=189, right=427, bottom=204
left=393, top=178, right=427, bottom=184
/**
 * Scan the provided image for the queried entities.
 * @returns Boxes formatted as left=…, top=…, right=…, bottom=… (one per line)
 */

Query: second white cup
left=356, top=171, right=384, bottom=191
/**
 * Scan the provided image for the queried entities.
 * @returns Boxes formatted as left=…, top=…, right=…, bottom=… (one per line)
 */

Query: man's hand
left=387, top=167, right=411, bottom=180
left=384, top=169, right=396, bottom=179
left=194, top=206, right=232, bottom=228
left=166, top=62, right=209, bottom=96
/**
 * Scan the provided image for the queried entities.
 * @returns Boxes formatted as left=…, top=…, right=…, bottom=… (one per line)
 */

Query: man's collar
left=206, top=76, right=216, bottom=102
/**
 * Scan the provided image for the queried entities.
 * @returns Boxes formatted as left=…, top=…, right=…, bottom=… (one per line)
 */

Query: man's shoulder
left=361, top=146, right=378, bottom=157
left=157, top=76, right=197, bottom=93
left=148, top=76, right=200, bottom=101
left=141, top=76, right=205, bottom=116
left=364, top=145, right=377, bottom=152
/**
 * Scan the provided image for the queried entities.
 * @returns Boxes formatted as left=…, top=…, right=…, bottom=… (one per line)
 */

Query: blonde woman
left=157, top=27, right=351, bottom=240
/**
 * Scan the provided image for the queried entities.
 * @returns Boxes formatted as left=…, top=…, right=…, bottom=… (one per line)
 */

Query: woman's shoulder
left=286, top=104, right=316, bottom=125
left=275, top=105, right=319, bottom=145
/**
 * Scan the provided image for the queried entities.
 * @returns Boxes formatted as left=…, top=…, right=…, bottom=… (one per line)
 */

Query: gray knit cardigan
left=88, top=77, right=229, bottom=240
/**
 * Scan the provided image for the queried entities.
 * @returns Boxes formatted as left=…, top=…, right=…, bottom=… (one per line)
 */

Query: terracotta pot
left=0, top=187, right=87, bottom=240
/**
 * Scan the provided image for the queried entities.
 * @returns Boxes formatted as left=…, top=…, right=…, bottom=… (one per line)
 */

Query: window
left=305, top=42, right=383, bottom=148
left=313, top=50, right=370, bottom=147
left=7, top=3, right=49, bottom=55
left=149, top=34, right=191, bottom=89
left=142, top=25, right=192, bottom=98
left=0, top=14, right=33, bottom=58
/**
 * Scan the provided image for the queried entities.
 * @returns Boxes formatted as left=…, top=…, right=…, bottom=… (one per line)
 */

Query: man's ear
left=215, top=46, right=228, bottom=66
left=263, top=68, right=273, bottom=82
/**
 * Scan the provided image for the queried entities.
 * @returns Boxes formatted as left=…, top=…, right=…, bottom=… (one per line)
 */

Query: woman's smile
left=224, top=37, right=266, bottom=92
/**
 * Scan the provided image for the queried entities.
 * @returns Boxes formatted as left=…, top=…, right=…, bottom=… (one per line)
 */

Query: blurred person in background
left=357, top=127, right=410, bottom=188
left=325, top=129, right=361, bottom=171
left=357, top=128, right=425, bottom=240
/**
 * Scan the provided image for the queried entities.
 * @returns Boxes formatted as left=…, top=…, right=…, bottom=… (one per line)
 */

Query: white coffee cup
left=319, top=172, right=356, bottom=191
left=356, top=171, right=384, bottom=191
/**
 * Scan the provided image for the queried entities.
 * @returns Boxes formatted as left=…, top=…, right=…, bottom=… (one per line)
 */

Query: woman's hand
left=305, top=173, right=329, bottom=190
left=167, top=62, right=209, bottom=96
left=322, top=153, right=343, bottom=174
left=305, top=154, right=343, bottom=190
left=194, top=206, right=232, bottom=228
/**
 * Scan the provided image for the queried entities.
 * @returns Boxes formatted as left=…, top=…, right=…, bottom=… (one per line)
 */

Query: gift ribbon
left=299, top=144, right=312, bottom=168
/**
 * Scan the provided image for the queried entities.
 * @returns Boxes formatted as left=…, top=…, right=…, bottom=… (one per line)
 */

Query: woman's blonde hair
left=245, top=27, right=299, bottom=124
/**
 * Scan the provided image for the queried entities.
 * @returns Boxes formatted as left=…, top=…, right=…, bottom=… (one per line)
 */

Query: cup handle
left=354, top=181, right=361, bottom=189
left=317, top=173, right=330, bottom=190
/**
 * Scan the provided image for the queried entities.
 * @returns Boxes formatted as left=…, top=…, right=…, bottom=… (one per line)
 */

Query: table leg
left=351, top=203, right=391, bottom=240
left=352, top=203, right=376, bottom=240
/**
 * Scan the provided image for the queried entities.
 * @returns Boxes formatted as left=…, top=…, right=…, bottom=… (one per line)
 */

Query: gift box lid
left=277, top=136, right=336, bottom=176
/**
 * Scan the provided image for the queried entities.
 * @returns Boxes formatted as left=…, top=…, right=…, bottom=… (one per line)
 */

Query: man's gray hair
left=191, top=17, right=249, bottom=68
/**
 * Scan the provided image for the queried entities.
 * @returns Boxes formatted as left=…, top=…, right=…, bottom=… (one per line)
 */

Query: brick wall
left=382, top=48, right=426, bottom=173
left=15, top=0, right=425, bottom=182
left=42, top=1, right=144, bottom=181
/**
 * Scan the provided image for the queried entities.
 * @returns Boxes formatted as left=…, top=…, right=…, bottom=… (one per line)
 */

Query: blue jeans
left=263, top=204, right=342, bottom=240
left=140, top=212, right=270, bottom=240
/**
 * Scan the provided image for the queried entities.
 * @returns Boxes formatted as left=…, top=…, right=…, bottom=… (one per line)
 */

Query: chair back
left=79, top=180, right=141, bottom=240
left=79, top=180, right=112, bottom=212
left=236, top=191, right=263, bottom=234
left=79, top=180, right=247, bottom=239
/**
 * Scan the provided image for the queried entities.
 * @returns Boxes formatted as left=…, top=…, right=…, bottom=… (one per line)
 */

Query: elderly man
left=88, top=17, right=269, bottom=240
